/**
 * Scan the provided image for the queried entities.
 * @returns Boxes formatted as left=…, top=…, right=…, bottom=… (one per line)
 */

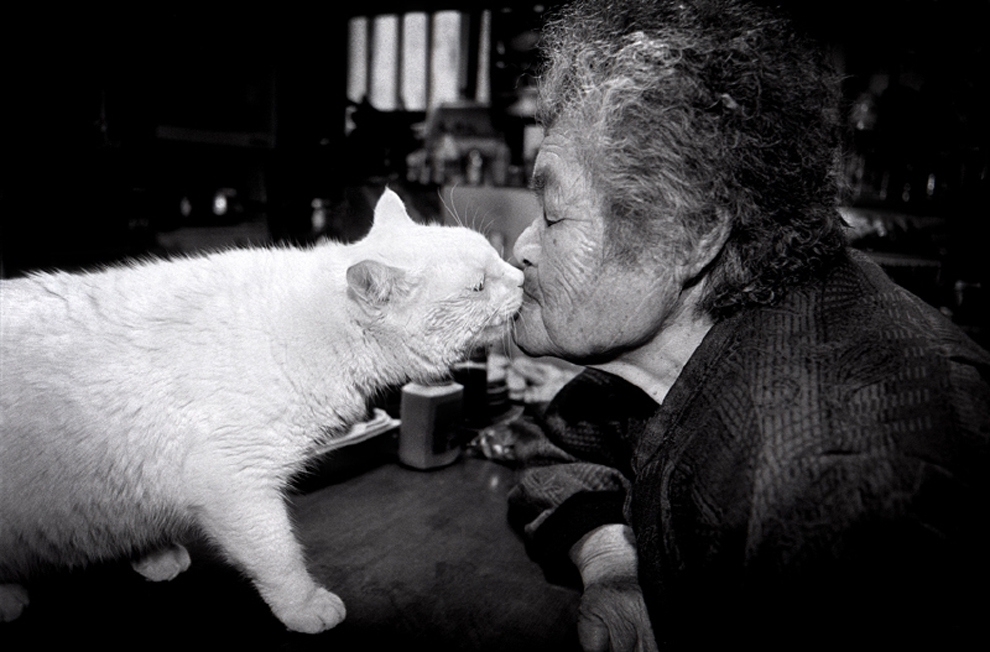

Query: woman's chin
left=511, top=314, right=556, bottom=358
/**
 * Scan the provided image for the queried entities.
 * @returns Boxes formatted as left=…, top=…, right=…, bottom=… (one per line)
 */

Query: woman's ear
left=684, top=214, right=732, bottom=281
left=346, top=260, right=410, bottom=309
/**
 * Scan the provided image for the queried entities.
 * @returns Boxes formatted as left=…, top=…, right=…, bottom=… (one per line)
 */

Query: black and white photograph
left=2, top=2, right=988, bottom=650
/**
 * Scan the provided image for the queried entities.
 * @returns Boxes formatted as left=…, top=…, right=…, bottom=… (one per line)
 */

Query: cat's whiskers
left=471, top=212, right=498, bottom=244
left=466, top=301, right=517, bottom=355
left=439, top=185, right=464, bottom=228
left=502, top=319, right=516, bottom=353
left=442, top=187, right=492, bottom=239
left=436, top=187, right=512, bottom=264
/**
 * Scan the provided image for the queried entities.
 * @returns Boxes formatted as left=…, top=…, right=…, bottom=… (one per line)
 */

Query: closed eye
left=542, top=207, right=562, bottom=227
left=472, top=276, right=486, bottom=292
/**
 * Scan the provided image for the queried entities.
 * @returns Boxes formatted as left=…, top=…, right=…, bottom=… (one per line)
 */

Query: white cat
left=0, top=188, right=524, bottom=633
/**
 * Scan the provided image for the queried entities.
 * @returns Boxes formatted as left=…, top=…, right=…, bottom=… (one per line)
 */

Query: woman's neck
left=591, top=282, right=712, bottom=405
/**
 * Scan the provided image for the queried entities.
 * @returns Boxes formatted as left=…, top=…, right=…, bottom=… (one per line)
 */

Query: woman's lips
left=515, top=289, right=538, bottom=322
left=521, top=280, right=539, bottom=301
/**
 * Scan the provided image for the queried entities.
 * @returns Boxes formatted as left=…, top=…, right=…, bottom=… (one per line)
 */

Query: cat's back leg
left=0, top=583, right=29, bottom=622
left=132, top=544, right=192, bottom=582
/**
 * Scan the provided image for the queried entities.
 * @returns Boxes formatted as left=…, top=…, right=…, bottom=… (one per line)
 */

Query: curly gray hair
left=536, top=0, right=847, bottom=318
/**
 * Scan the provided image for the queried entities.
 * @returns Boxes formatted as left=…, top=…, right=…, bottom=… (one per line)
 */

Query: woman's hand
left=570, top=524, right=658, bottom=652
left=577, top=577, right=657, bottom=652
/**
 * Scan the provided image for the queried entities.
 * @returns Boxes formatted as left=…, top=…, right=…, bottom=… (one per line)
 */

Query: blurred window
left=347, top=10, right=491, bottom=112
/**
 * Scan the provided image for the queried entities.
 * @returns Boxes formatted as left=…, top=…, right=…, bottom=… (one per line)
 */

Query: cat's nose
left=506, top=265, right=524, bottom=288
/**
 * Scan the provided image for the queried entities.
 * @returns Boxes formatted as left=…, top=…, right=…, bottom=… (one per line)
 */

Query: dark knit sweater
left=508, top=249, right=990, bottom=648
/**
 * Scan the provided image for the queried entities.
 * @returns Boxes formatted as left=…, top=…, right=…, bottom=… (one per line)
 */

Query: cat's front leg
left=194, top=485, right=345, bottom=634
left=132, top=544, right=192, bottom=582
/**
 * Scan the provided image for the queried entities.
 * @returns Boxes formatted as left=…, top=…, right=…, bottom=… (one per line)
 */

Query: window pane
left=370, top=14, right=399, bottom=110
left=476, top=10, right=491, bottom=105
left=351, top=10, right=491, bottom=111
left=347, top=17, right=368, bottom=104
left=431, top=11, right=462, bottom=108
left=402, top=13, right=428, bottom=111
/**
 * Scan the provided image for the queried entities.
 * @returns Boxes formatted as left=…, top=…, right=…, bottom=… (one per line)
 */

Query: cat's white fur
left=0, top=188, right=524, bottom=632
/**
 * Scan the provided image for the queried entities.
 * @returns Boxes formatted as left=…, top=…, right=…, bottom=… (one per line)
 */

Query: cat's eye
left=472, top=277, right=486, bottom=292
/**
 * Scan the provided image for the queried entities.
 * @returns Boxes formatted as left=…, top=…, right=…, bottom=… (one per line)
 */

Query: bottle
left=451, top=346, right=488, bottom=428
left=398, top=381, right=464, bottom=469
left=466, top=149, right=484, bottom=185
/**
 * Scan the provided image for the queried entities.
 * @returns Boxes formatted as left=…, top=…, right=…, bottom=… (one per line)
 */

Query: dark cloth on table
left=508, top=249, right=990, bottom=648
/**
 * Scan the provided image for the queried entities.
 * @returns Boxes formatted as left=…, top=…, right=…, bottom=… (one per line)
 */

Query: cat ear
left=346, top=259, right=409, bottom=308
left=371, top=187, right=415, bottom=232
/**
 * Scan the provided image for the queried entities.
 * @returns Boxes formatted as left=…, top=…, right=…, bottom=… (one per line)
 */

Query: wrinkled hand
left=570, top=524, right=658, bottom=652
left=577, top=578, right=658, bottom=652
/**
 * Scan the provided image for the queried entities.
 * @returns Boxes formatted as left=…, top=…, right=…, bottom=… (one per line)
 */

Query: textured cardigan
left=507, top=249, right=990, bottom=648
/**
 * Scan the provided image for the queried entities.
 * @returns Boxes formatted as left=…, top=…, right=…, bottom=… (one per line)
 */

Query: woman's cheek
left=513, top=300, right=555, bottom=356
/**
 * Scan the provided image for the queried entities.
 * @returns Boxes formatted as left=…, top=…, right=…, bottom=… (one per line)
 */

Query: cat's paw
left=132, top=544, right=192, bottom=582
left=274, top=587, right=347, bottom=634
left=0, top=583, right=30, bottom=622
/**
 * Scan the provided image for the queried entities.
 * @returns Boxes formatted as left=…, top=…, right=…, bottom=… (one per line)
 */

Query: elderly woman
left=507, top=0, right=990, bottom=650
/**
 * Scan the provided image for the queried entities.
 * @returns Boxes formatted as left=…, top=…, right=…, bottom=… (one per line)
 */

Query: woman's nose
left=512, top=222, right=540, bottom=269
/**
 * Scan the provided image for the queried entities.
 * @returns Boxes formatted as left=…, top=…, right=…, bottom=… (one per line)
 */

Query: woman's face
left=512, top=134, right=691, bottom=363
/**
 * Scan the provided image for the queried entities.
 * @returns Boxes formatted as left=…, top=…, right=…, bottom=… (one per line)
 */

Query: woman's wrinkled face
left=512, top=134, right=689, bottom=363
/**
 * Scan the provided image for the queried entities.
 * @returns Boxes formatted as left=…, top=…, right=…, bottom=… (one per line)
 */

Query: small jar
left=398, top=381, right=464, bottom=469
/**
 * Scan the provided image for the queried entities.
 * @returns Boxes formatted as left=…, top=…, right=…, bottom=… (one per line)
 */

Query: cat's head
left=346, top=188, right=524, bottom=381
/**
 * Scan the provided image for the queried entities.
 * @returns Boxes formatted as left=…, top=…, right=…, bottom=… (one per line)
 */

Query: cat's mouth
left=466, top=285, right=524, bottom=348
left=480, top=315, right=514, bottom=338
left=476, top=304, right=521, bottom=343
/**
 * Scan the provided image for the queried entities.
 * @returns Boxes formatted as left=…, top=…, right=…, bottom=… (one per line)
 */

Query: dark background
left=2, top=1, right=987, bottom=341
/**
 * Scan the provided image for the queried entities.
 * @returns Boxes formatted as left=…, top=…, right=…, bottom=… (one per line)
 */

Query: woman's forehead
left=533, top=140, right=591, bottom=200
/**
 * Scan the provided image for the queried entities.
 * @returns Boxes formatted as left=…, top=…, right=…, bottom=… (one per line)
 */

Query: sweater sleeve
left=506, top=368, right=658, bottom=585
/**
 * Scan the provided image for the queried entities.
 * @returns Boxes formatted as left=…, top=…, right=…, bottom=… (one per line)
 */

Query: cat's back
left=2, top=258, right=212, bottom=385
left=2, top=246, right=319, bottom=346
left=0, top=248, right=323, bottom=429
left=1, top=248, right=334, bottom=528
left=1, top=270, right=120, bottom=394
left=3, top=250, right=279, bottom=324
left=2, top=257, right=208, bottom=335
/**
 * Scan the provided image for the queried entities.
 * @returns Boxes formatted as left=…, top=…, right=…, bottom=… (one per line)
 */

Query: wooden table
left=1, top=438, right=582, bottom=651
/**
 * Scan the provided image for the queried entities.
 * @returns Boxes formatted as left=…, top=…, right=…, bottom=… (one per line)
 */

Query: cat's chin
left=410, top=366, right=459, bottom=386
left=477, top=324, right=513, bottom=346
